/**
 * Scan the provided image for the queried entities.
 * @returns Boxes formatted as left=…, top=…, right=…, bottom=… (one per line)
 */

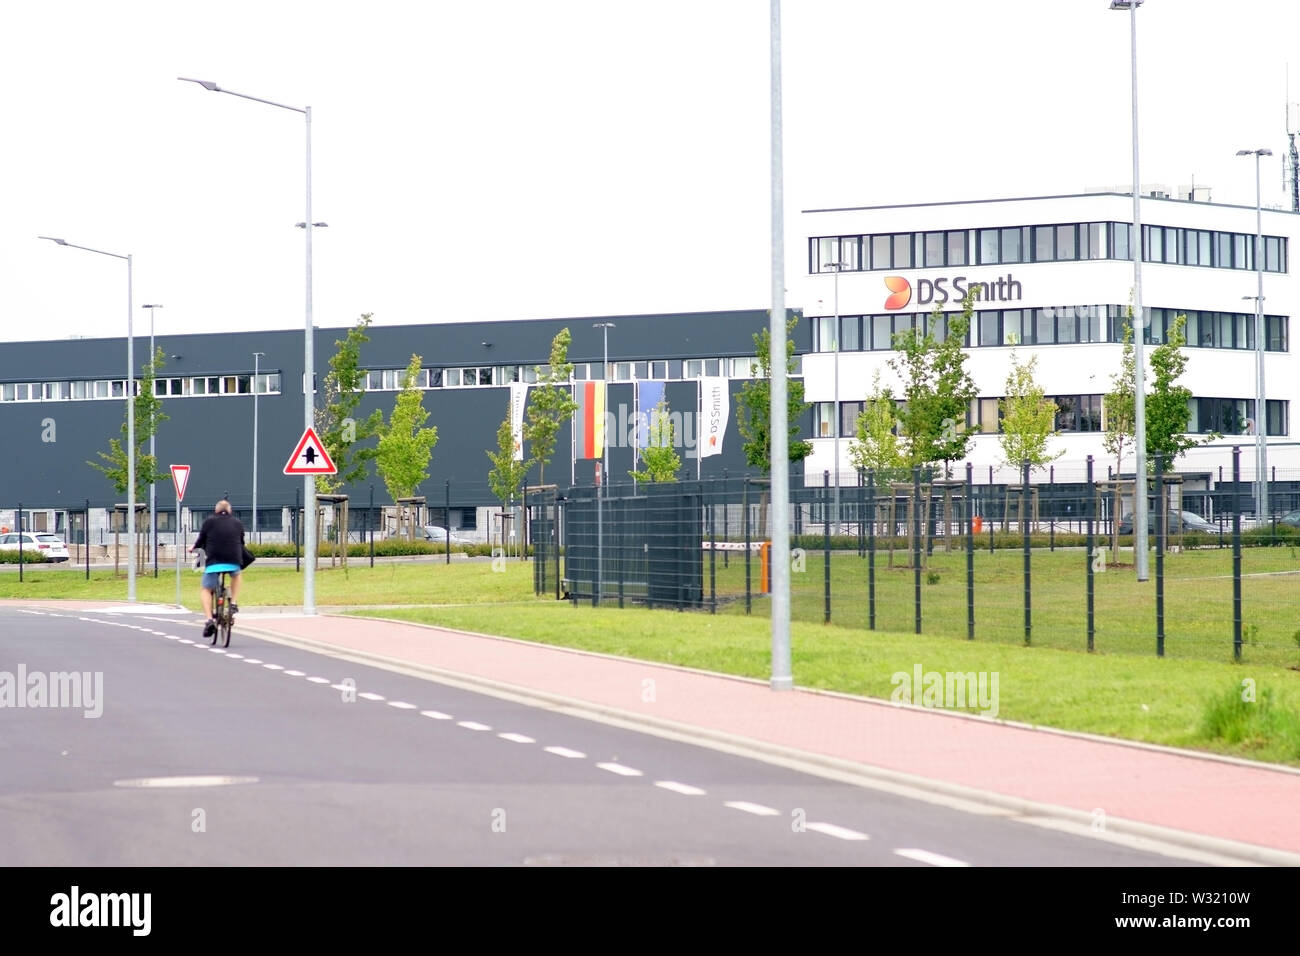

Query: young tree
left=1102, top=319, right=1136, bottom=481
left=998, top=350, right=1062, bottom=472
left=87, top=347, right=170, bottom=503
left=737, top=315, right=813, bottom=475
left=316, top=313, right=384, bottom=494
left=1146, top=312, right=1199, bottom=467
left=848, top=371, right=903, bottom=487
left=524, top=328, right=578, bottom=487
left=889, top=291, right=978, bottom=476
left=375, top=354, right=439, bottom=502
left=628, top=396, right=681, bottom=483
left=486, top=401, right=533, bottom=511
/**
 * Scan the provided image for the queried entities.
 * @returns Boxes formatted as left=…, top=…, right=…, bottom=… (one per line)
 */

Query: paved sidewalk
left=234, top=611, right=1300, bottom=861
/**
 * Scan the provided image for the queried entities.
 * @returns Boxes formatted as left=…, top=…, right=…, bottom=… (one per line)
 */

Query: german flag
left=574, top=381, right=605, bottom=459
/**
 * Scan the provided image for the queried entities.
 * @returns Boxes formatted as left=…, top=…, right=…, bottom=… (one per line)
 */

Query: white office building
left=800, top=190, right=1296, bottom=501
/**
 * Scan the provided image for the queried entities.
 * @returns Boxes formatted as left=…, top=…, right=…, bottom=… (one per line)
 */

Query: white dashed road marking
left=306, top=677, right=330, bottom=684
left=227, top=653, right=244, bottom=659
left=498, top=733, right=535, bottom=744
left=263, top=664, right=284, bottom=671
left=387, top=701, right=417, bottom=710
left=724, top=801, right=780, bottom=817
left=654, top=781, right=706, bottom=796
left=457, top=721, right=491, bottom=731
left=806, top=822, right=869, bottom=841
left=420, top=710, right=453, bottom=720
left=596, top=762, right=643, bottom=777
left=894, top=848, right=970, bottom=867
left=358, top=692, right=385, bottom=701
left=243, top=659, right=264, bottom=665
left=178, top=639, right=194, bottom=645
left=544, top=747, right=586, bottom=759
left=284, top=670, right=306, bottom=677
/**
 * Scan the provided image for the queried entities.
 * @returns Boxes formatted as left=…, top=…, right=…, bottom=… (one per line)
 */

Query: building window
left=840, top=315, right=860, bottom=351
left=813, top=402, right=835, bottom=438
left=839, top=401, right=864, bottom=439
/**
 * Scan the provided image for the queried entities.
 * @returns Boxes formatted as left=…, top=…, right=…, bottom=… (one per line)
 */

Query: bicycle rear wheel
left=210, top=586, right=222, bottom=646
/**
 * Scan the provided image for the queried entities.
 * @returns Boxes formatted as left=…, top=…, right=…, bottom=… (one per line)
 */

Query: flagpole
left=696, top=377, right=702, bottom=480
left=632, top=379, right=639, bottom=492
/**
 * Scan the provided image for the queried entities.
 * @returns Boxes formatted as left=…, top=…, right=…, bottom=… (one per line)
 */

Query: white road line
left=544, top=746, right=586, bottom=759
left=306, top=677, right=330, bottom=684
left=654, top=781, right=706, bottom=796
left=596, top=762, right=644, bottom=777
left=420, top=710, right=453, bottom=720
left=387, top=701, right=417, bottom=710
left=358, top=692, right=385, bottom=701
left=284, top=670, right=306, bottom=676
left=807, top=822, right=869, bottom=841
left=209, top=648, right=227, bottom=654
left=178, top=639, right=194, bottom=645
left=457, top=721, right=491, bottom=731
left=330, top=683, right=352, bottom=691
left=893, top=848, right=970, bottom=867
left=724, top=801, right=780, bottom=817
left=498, top=733, right=535, bottom=744
left=262, top=664, right=284, bottom=671
left=226, top=653, right=244, bottom=659
left=164, top=635, right=181, bottom=641
left=242, top=659, right=264, bottom=665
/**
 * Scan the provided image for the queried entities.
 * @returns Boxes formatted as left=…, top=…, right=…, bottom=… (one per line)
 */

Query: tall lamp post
left=142, top=303, right=163, bottom=574
left=181, top=77, right=325, bottom=613
left=1111, top=0, right=1149, bottom=581
left=253, top=351, right=266, bottom=543
left=39, top=236, right=137, bottom=602
left=1237, top=148, right=1272, bottom=521
left=593, top=322, right=615, bottom=604
left=823, top=260, right=844, bottom=531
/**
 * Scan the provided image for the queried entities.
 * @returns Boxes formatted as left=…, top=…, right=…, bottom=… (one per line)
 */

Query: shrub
left=0, top=549, right=48, bottom=564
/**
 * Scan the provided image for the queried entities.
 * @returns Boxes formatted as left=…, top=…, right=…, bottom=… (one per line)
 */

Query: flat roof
left=802, top=191, right=1299, bottom=217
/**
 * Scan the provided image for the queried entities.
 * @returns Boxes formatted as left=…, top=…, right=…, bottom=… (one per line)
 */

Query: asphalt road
left=0, top=606, right=1200, bottom=866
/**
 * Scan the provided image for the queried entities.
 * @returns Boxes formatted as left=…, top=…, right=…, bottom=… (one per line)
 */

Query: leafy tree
left=524, top=328, right=578, bottom=487
left=628, top=396, right=681, bottom=483
left=1146, top=312, right=1200, bottom=468
left=998, top=350, right=1062, bottom=472
left=316, top=313, right=384, bottom=493
left=1102, top=318, right=1136, bottom=481
left=889, top=291, right=978, bottom=476
left=88, top=347, right=170, bottom=503
left=486, top=400, right=533, bottom=509
left=849, top=371, right=903, bottom=487
left=737, top=315, right=813, bottom=475
left=375, top=354, right=439, bottom=502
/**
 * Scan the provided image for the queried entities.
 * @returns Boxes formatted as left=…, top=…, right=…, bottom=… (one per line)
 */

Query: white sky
left=4, top=0, right=1300, bottom=345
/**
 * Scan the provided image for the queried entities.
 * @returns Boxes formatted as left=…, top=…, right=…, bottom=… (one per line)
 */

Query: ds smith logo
left=883, top=273, right=1023, bottom=310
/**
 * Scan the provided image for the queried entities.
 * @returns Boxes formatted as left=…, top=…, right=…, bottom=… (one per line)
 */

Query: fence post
left=867, top=470, right=876, bottom=631
left=1155, top=452, right=1165, bottom=658
left=965, top=462, right=974, bottom=640
left=1049, top=464, right=1055, bottom=551
left=1232, top=446, right=1242, bottom=661
left=1022, top=460, right=1031, bottom=645
left=445, top=479, right=451, bottom=566
left=369, top=485, right=375, bottom=569
left=1086, top=455, right=1095, bottom=653
left=85, top=499, right=91, bottom=581
left=744, top=478, right=752, bottom=615
left=17, top=502, right=23, bottom=583
left=988, top=466, right=995, bottom=554
left=823, top=470, right=831, bottom=624
left=709, top=484, right=717, bottom=615
left=723, top=468, right=729, bottom=569
left=294, top=486, right=301, bottom=573
left=912, top=465, right=921, bottom=635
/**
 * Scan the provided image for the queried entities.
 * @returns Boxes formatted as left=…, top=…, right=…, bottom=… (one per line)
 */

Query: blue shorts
left=201, top=565, right=240, bottom=591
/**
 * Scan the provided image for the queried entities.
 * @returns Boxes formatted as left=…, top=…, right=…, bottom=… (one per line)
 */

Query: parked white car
left=420, top=525, right=476, bottom=547
left=0, top=532, right=71, bottom=562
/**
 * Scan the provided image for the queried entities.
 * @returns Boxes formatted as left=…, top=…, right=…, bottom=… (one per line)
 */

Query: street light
left=142, top=303, right=163, bottom=575
left=1111, top=0, right=1150, bottom=581
left=593, top=322, right=615, bottom=605
left=1237, top=148, right=1273, bottom=522
left=39, top=236, right=137, bottom=601
left=823, top=260, right=845, bottom=532
left=253, top=351, right=266, bottom=544
left=180, top=76, right=321, bottom=613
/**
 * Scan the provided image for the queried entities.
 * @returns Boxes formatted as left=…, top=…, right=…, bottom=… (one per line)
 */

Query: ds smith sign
left=883, top=273, right=1023, bottom=310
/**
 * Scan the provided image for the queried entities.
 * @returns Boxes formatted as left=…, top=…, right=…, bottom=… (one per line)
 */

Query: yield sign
left=283, top=426, right=337, bottom=475
left=170, top=464, right=191, bottom=502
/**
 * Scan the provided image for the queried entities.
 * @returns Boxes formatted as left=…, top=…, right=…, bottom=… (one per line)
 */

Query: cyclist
left=191, top=499, right=247, bottom=638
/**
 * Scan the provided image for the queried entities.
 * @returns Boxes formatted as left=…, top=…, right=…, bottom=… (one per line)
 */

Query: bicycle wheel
left=210, top=586, right=222, bottom=646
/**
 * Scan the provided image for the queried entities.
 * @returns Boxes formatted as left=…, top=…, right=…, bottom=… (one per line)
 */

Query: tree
left=848, top=371, right=903, bottom=487
left=889, top=290, right=978, bottom=476
left=315, top=313, right=384, bottom=494
left=486, top=401, right=533, bottom=510
left=1146, top=312, right=1200, bottom=467
left=737, top=315, right=813, bottom=475
left=998, top=350, right=1062, bottom=472
left=1102, top=318, right=1136, bottom=481
left=375, top=354, right=439, bottom=502
left=87, top=347, right=170, bottom=503
left=628, top=396, right=681, bottom=483
left=524, top=328, right=578, bottom=487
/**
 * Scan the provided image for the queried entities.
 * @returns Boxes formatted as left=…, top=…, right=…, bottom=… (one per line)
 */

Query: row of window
left=364, top=357, right=794, bottom=391
left=814, top=396, right=1289, bottom=439
left=811, top=221, right=1288, bottom=274
left=0, top=373, right=282, bottom=404
left=810, top=305, right=1289, bottom=353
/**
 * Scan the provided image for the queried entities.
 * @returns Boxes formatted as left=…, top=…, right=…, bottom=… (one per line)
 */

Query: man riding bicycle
left=191, top=499, right=247, bottom=638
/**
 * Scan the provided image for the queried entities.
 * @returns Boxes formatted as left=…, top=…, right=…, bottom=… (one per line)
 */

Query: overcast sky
left=4, top=0, right=1299, bottom=348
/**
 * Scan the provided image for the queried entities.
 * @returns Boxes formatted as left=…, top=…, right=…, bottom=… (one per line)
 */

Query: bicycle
left=211, top=570, right=235, bottom=648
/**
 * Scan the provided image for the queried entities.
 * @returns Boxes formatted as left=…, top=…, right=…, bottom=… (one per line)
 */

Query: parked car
left=1117, top=510, right=1218, bottom=536
left=0, top=532, right=70, bottom=561
left=420, top=525, right=476, bottom=547
left=1279, top=510, right=1300, bottom=529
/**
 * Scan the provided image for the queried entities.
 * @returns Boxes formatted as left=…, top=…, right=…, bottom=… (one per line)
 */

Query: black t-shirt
left=193, top=513, right=246, bottom=567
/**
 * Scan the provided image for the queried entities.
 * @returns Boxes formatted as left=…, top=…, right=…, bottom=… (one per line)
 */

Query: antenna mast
left=1288, top=67, right=1299, bottom=212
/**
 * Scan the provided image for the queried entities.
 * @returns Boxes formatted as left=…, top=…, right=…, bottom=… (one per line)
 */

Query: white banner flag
left=510, top=382, right=529, bottom=461
left=699, top=377, right=729, bottom=459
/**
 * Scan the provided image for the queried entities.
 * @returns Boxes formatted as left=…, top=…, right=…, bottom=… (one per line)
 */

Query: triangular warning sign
left=283, top=427, right=337, bottom=475
left=170, top=464, right=191, bottom=502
